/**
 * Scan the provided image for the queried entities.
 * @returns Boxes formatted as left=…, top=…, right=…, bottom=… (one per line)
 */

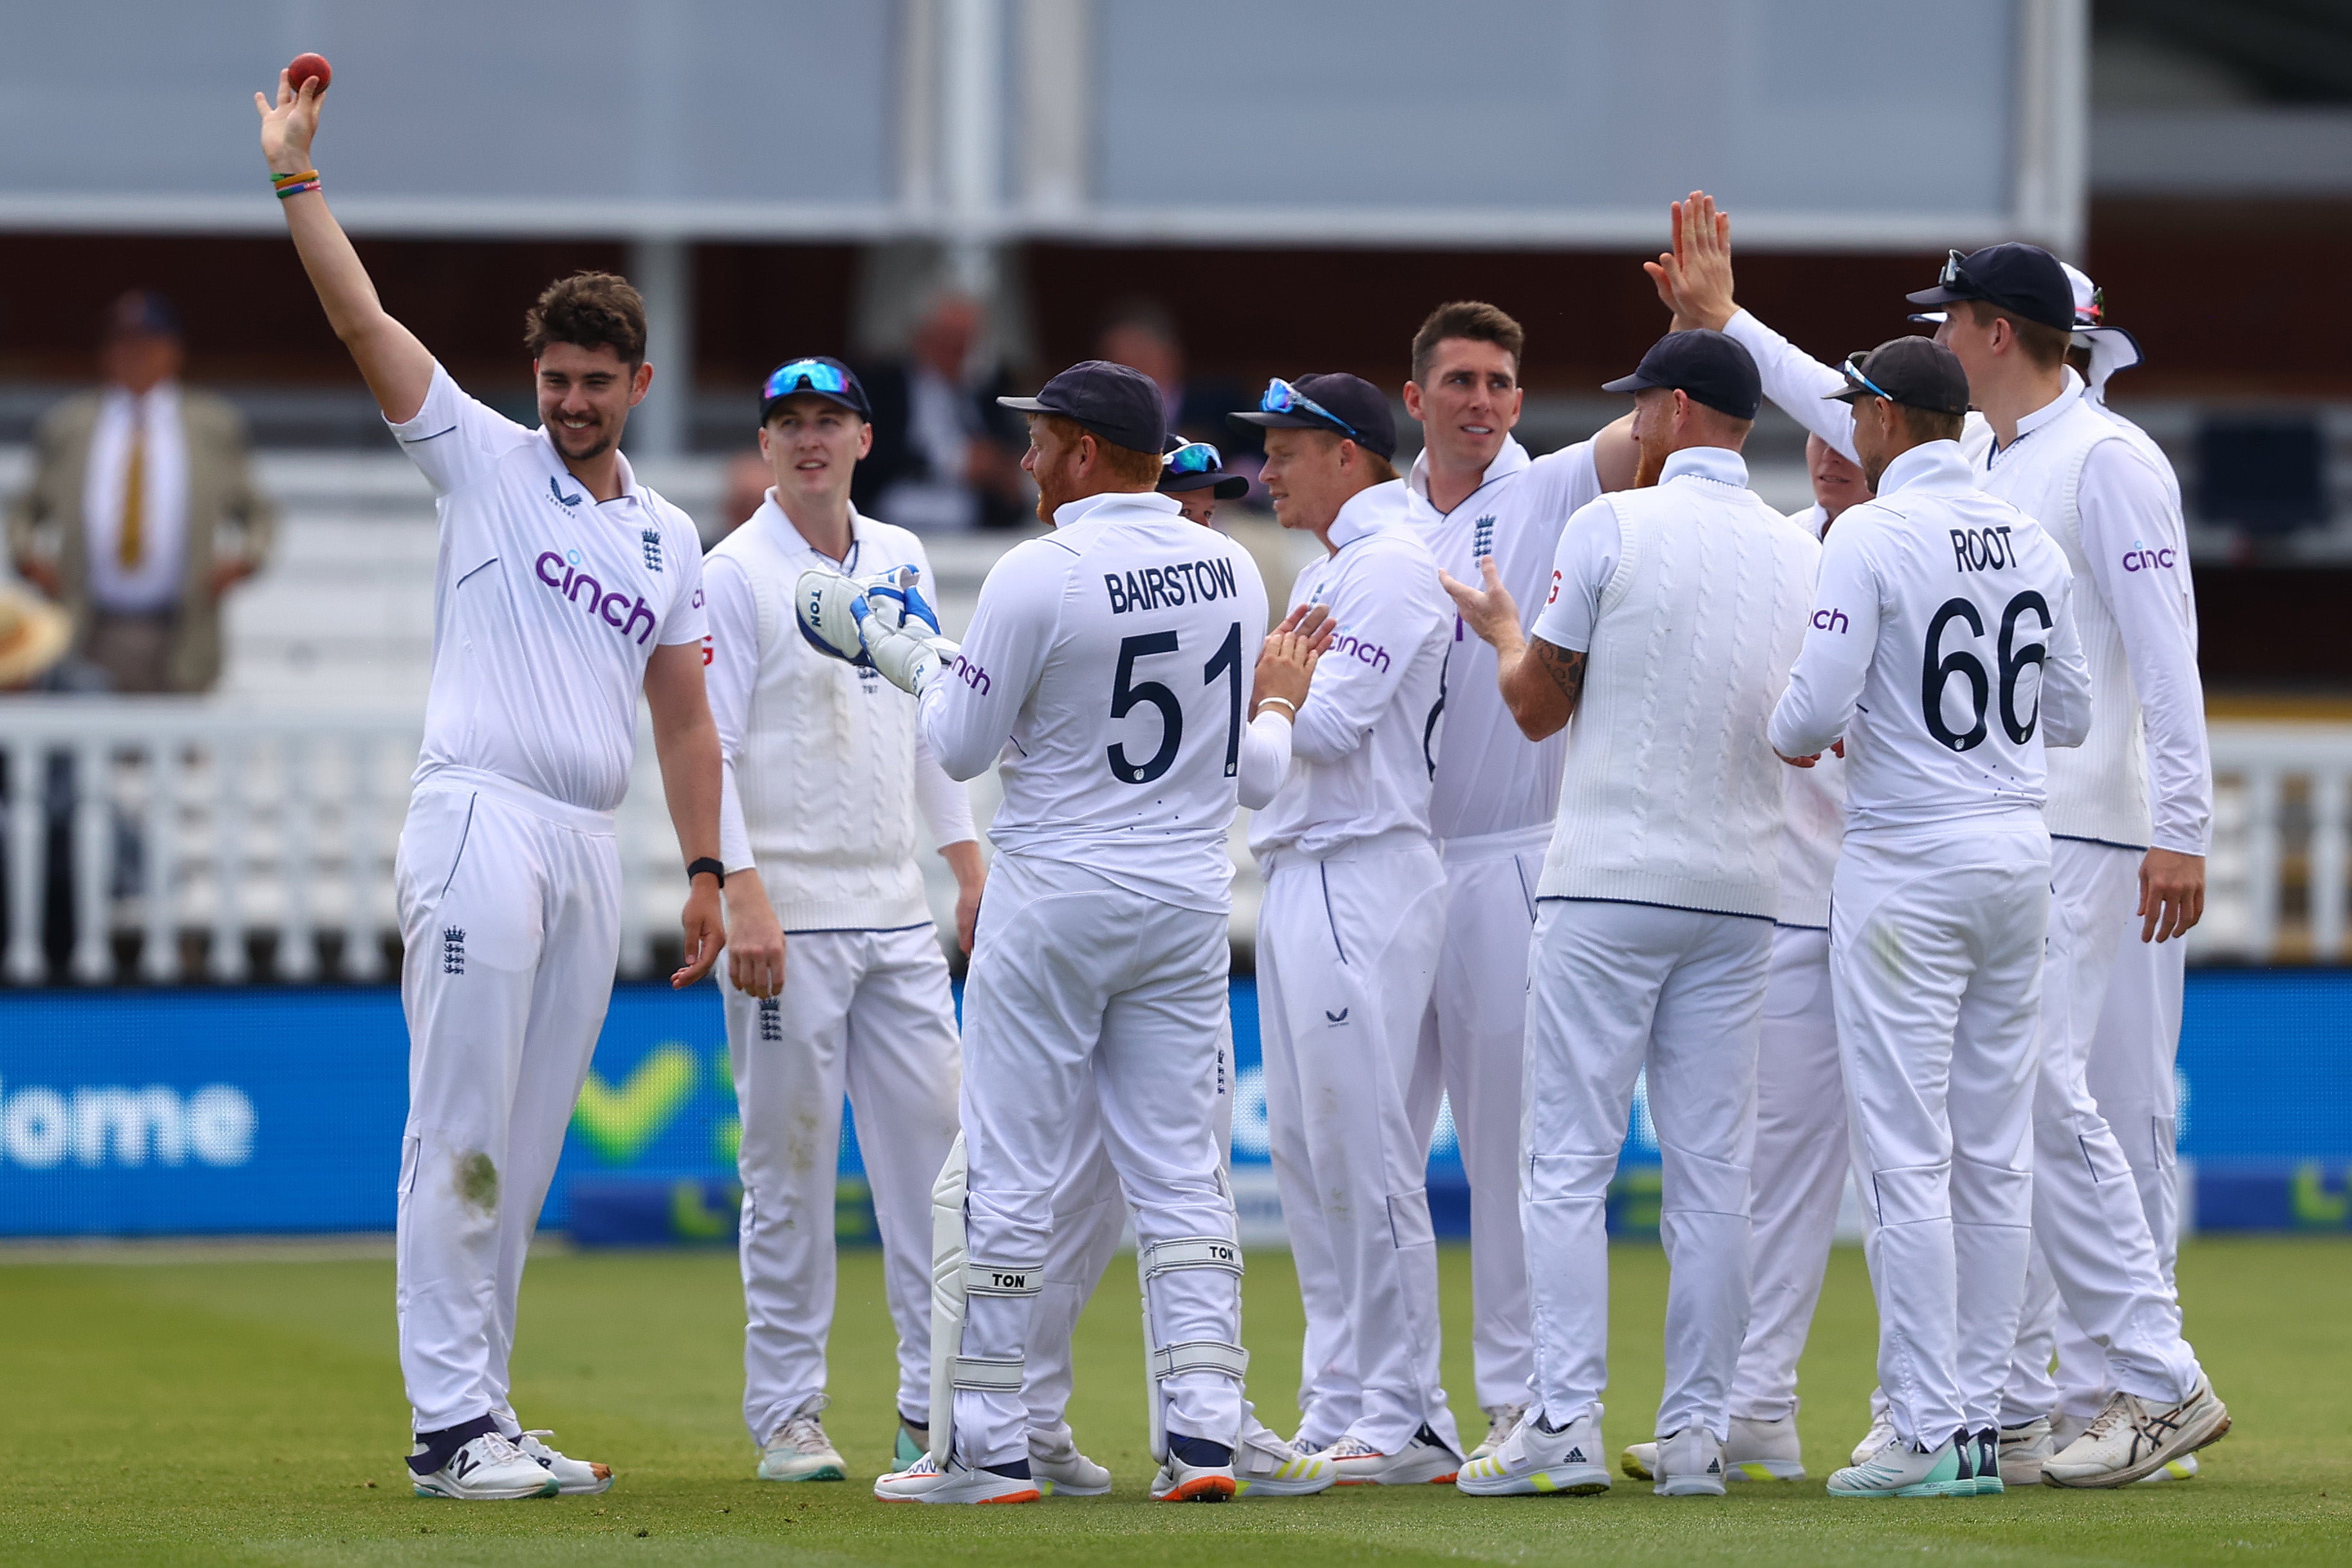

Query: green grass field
left=3, top=1236, right=2346, bottom=1565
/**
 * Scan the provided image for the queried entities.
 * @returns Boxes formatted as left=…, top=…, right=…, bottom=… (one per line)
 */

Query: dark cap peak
left=1227, top=372, right=1398, bottom=460
left=1905, top=243, right=2074, bottom=332
left=1601, top=330, right=1760, bottom=421
left=999, top=359, right=1166, bottom=456
left=1825, top=335, right=1972, bottom=416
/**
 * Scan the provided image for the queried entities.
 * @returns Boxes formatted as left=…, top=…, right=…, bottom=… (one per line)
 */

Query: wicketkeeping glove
left=794, top=564, right=944, bottom=669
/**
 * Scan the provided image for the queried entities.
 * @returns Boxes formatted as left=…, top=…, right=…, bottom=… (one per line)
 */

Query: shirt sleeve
left=1768, top=521, right=1881, bottom=759
left=1721, top=310, right=1860, bottom=465
left=384, top=360, right=535, bottom=497
left=1515, top=438, right=1601, bottom=542
left=2075, top=441, right=2212, bottom=854
left=700, top=552, right=761, bottom=874
left=919, top=541, right=1063, bottom=782
left=660, top=524, right=709, bottom=645
left=2039, top=570, right=2095, bottom=751
left=913, top=733, right=978, bottom=848
left=1527, top=498, right=1622, bottom=653
left=1287, top=542, right=1446, bottom=765
left=1237, top=712, right=1294, bottom=810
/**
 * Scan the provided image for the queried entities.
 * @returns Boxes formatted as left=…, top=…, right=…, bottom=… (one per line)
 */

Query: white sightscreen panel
left=1094, top=0, right=2015, bottom=219
left=0, top=1, right=897, bottom=208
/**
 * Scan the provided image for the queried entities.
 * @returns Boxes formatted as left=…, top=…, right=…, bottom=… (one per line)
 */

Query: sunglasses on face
left=764, top=358, right=851, bottom=402
left=1163, top=441, right=1224, bottom=475
left=1260, top=377, right=1358, bottom=440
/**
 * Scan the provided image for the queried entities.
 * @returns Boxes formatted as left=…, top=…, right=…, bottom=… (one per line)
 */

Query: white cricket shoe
left=1652, top=1426, right=1728, bottom=1497
left=1997, top=1417, right=2054, bottom=1486
left=1851, top=1406, right=1899, bottom=1467
left=872, top=1454, right=1040, bottom=1505
left=516, top=1430, right=612, bottom=1495
left=758, top=1406, right=845, bottom=1483
left=2136, top=1452, right=2201, bottom=1484
left=1625, top=1414, right=1803, bottom=1484
left=1469, top=1403, right=1527, bottom=1461
left=1148, top=1439, right=1238, bottom=1504
left=2042, top=1379, right=2230, bottom=1488
left=1234, top=1428, right=1335, bottom=1497
left=411, top=1430, right=560, bottom=1500
left=1325, top=1424, right=1462, bottom=1486
left=1828, top=1432, right=1969, bottom=1498
left=1456, top=1403, right=1610, bottom=1497
left=1029, top=1431, right=1112, bottom=1497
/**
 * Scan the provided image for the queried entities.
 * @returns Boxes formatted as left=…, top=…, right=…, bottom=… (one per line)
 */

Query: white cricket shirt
left=1724, top=312, right=2210, bottom=854
left=389, top=363, right=708, bottom=814
left=1405, top=435, right=1603, bottom=841
left=1769, top=440, right=2093, bottom=834
left=703, top=498, right=975, bottom=932
left=919, top=487, right=1271, bottom=913
left=1777, top=502, right=1844, bottom=931
left=1248, top=481, right=1453, bottom=861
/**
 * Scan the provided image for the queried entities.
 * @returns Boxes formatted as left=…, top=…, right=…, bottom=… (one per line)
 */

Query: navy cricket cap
left=1157, top=436, right=1249, bottom=499
left=1601, top=330, right=1761, bottom=420
left=760, top=356, right=870, bottom=422
left=1227, top=373, right=1399, bottom=460
left=1906, top=243, right=2074, bottom=331
left=1826, top=336, right=1972, bottom=416
left=999, top=359, right=1165, bottom=455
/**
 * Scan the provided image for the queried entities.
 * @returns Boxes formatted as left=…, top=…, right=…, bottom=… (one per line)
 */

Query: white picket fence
left=0, top=706, right=2344, bottom=984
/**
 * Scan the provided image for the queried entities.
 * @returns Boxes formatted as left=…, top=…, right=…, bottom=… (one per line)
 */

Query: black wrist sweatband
left=687, top=857, right=726, bottom=886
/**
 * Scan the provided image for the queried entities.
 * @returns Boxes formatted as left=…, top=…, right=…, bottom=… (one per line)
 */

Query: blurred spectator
left=717, top=449, right=772, bottom=541
left=5, top=290, right=276, bottom=695
left=1096, top=297, right=1255, bottom=454
left=0, top=581, right=71, bottom=693
left=0, top=583, right=80, bottom=978
left=852, top=290, right=1029, bottom=531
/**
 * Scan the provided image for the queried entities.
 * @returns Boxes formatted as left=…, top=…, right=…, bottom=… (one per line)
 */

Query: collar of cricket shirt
left=1658, top=445, right=1750, bottom=489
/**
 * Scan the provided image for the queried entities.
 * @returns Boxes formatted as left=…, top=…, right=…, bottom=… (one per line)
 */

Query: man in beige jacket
left=7, top=290, right=275, bottom=694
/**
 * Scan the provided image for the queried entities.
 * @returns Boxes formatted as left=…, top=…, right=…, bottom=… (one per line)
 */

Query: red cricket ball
left=286, top=52, right=332, bottom=94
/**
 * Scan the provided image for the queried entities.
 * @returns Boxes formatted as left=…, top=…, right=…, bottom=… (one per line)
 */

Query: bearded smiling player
left=257, top=73, right=723, bottom=1499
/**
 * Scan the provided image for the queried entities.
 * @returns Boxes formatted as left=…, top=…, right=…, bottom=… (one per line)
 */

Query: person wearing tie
left=7, top=290, right=276, bottom=694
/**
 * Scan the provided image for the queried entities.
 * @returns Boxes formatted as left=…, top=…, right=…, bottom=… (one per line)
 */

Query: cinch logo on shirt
left=535, top=549, right=659, bottom=644
left=2122, top=543, right=2177, bottom=572
left=1331, top=633, right=1390, bottom=673
left=1811, top=608, right=1850, bottom=633
left=949, top=651, right=991, bottom=696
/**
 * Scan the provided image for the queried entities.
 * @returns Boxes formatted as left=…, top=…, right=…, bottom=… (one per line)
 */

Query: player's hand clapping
left=1645, top=191, right=1738, bottom=333
left=1253, top=602, right=1334, bottom=719
left=1437, top=557, right=1522, bottom=655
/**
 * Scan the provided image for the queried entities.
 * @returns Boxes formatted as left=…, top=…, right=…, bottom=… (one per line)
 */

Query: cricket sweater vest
left=1537, top=476, right=1815, bottom=919
left=710, top=514, right=931, bottom=933
left=1977, top=398, right=2146, bottom=850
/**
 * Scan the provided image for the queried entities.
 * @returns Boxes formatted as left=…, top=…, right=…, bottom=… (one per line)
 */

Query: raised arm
left=255, top=71, right=433, bottom=422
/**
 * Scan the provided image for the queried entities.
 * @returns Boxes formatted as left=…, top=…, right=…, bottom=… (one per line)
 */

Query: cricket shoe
left=1827, top=1431, right=1970, bottom=1498
left=1234, top=1428, right=1335, bottom=1497
left=1456, top=1403, right=1609, bottom=1497
left=2042, top=1379, right=2230, bottom=1488
left=1029, top=1430, right=1112, bottom=1497
left=516, top=1430, right=613, bottom=1496
left=1150, top=1435, right=1237, bottom=1502
left=1652, top=1426, right=1728, bottom=1497
left=758, top=1404, right=845, bottom=1483
left=1851, top=1406, right=1898, bottom=1467
left=1470, top=1403, right=1527, bottom=1461
left=411, top=1430, right=560, bottom=1500
left=1625, top=1414, right=1804, bottom=1483
left=873, top=1454, right=1040, bottom=1504
left=1997, top=1417, right=2053, bottom=1486
left=1966, top=1428, right=2003, bottom=1495
left=2137, top=1453, right=2201, bottom=1484
left=1326, top=1424, right=1462, bottom=1486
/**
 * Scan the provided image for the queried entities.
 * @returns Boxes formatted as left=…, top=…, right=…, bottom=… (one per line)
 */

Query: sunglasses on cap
left=1260, top=377, right=1358, bottom=440
left=764, top=358, right=852, bottom=402
left=1936, top=248, right=1972, bottom=293
left=1838, top=352, right=1898, bottom=404
left=1163, top=441, right=1226, bottom=476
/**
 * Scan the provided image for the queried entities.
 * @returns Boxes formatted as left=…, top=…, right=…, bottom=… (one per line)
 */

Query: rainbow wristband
left=271, top=169, right=319, bottom=198
left=274, top=178, right=321, bottom=200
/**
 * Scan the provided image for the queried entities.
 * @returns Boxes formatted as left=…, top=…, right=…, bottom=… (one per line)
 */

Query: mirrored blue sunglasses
left=764, top=358, right=850, bottom=402
left=1260, top=377, right=1358, bottom=440
left=1840, top=353, right=1896, bottom=403
left=1163, top=441, right=1224, bottom=476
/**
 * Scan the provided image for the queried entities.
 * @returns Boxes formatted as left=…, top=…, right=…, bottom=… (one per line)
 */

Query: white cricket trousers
left=1728, top=925, right=1846, bottom=1423
left=952, top=851, right=1242, bottom=1468
left=1258, top=834, right=1458, bottom=1455
left=1834, top=823, right=2046, bottom=1447
left=393, top=772, right=620, bottom=1435
left=2003, top=840, right=2203, bottom=1423
left=1523, top=898, right=1769, bottom=1442
left=722, top=923, right=960, bottom=1445
left=1408, top=825, right=1544, bottom=1411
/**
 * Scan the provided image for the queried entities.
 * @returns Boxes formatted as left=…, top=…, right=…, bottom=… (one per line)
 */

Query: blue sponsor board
left=1, top=971, right=2349, bottom=1238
